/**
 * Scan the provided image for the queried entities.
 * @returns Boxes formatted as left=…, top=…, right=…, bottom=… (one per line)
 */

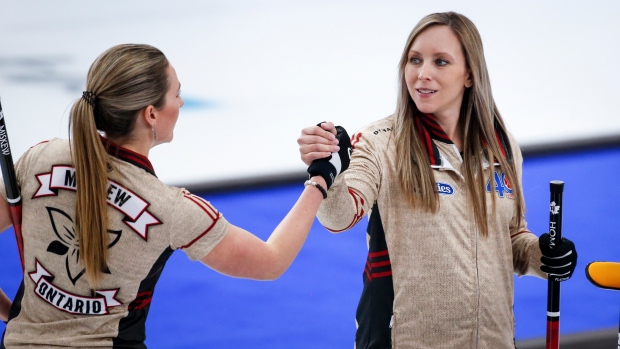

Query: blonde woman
left=298, top=12, right=577, bottom=348
left=0, top=44, right=348, bottom=348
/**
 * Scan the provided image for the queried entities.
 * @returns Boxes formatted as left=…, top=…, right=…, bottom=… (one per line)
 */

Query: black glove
left=307, top=124, right=351, bottom=189
left=539, top=233, right=577, bottom=282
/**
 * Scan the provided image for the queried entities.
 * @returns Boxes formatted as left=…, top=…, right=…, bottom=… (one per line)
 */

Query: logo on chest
left=486, top=170, right=514, bottom=199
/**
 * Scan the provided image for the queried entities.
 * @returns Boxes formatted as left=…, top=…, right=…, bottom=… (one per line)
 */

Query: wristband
left=304, top=180, right=327, bottom=199
left=307, top=124, right=351, bottom=189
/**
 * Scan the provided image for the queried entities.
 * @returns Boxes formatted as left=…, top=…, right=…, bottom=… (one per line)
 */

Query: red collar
left=100, top=137, right=156, bottom=177
left=414, top=113, right=512, bottom=166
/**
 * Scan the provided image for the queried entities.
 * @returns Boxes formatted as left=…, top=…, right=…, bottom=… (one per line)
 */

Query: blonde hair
left=393, top=12, right=524, bottom=237
left=69, top=44, right=169, bottom=287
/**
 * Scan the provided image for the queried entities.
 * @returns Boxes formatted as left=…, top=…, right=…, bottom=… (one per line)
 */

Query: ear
left=140, top=105, right=157, bottom=128
left=465, top=70, right=473, bottom=88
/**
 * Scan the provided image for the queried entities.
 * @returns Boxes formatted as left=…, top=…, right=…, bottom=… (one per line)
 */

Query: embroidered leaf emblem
left=47, top=240, right=69, bottom=255
left=108, top=229, right=121, bottom=248
left=45, top=207, right=122, bottom=285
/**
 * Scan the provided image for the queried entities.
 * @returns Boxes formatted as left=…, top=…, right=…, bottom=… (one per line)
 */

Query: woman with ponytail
left=0, top=44, right=341, bottom=348
left=298, top=12, right=578, bottom=348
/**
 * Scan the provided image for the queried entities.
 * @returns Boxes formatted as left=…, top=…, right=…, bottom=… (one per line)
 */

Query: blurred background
left=1, top=1, right=619, bottom=348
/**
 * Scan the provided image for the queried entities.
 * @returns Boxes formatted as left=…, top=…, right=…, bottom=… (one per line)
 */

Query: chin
left=414, top=105, right=435, bottom=115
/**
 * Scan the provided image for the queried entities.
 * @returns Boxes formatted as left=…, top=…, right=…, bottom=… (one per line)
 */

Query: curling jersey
left=0, top=138, right=229, bottom=348
left=317, top=115, right=546, bottom=349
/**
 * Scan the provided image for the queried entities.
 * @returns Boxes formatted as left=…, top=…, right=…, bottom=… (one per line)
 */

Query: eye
left=409, top=57, right=421, bottom=64
left=435, top=59, right=449, bottom=66
left=177, top=90, right=182, bottom=97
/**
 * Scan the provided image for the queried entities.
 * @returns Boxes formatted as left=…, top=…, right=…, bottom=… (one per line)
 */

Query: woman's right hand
left=297, top=122, right=340, bottom=166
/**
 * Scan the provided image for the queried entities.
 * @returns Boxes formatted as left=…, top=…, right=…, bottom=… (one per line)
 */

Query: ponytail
left=70, top=96, right=110, bottom=287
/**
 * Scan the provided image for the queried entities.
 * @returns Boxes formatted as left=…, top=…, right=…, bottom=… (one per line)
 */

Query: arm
left=0, top=288, right=10, bottom=322
left=0, top=199, right=13, bottom=321
left=0, top=195, right=12, bottom=233
left=510, top=146, right=577, bottom=281
left=316, top=128, right=379, bottom=232
left=0, top=194, right=14, bottom=320
left=508, top=137, right=546, bottom=278
left=299, top=122, right=380, bottom=232
left=316, top=177, right=368, bottom=233
left=0, top=162, right=16, bottom=322
left=201, top=175, right=327, bottom=281
left=512, top=228, right=545, bottom=279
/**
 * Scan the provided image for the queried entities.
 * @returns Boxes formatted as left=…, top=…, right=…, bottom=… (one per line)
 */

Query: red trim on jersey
left=30, top=140, right=50, bottom=148
left=370, top=260, right=391, bottom=268
left=178, top=218, right=221, bottom=249
left=368, top=250, right=389, bottom=258
left=414, top=115, right=440, bottom=166
left=119, top=150, right=153, bottom=171
left=183, top=191, right=219, bottom=221
left=325, top=188, right=365, bottom=232
left=371, top=270, right=393, bottom=278
left=128, top=291, right=153, bottom=311
left=179, top=190, right=222, bottom=249
left=482, top=131, right=508, bottom=164
left=100, top=136, right=156, bottom=177
left=351, top=133, right=362, bottom=148
left=495, top=132, right=507, bottom=158
left=413, top=113, right=513, bottom=167
left=364, top=263, right=372, bottom=280
left=364, top=249, right=392, bottom=281
left=419, top=113, right=452, bottom=144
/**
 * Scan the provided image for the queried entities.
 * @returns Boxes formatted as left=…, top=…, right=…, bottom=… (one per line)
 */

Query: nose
left=418, top=63, right=431, bottom=81
left=179, top=96, right=185, bottom=108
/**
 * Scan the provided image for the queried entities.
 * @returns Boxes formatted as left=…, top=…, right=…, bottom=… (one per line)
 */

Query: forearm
left=201, top=176, right=327, bottom=280
left=512, top=231, right=546, bottom=279
left=0, top=288, right=11, bottom=322
left=316, top=176, right=367, bottom=232
left=262, top=176, right=326, bottom=279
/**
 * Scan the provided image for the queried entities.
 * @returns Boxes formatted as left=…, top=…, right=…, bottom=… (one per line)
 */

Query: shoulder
left=505, top=130, right=519, bottom=148
left=355, top=115, right=395, bottom=137
left=504, top=131, right=523, bottom=161
left=23, top=138, right=68, bottom=158
left=351, top=115, right=395, bottom=147
left=16, top=138, right=69, bottom=171
left=167, top=186, right=221, bottom=216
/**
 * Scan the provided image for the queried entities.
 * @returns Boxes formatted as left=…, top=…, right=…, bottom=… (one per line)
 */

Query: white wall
left=1, top=0, right=618, bottom=187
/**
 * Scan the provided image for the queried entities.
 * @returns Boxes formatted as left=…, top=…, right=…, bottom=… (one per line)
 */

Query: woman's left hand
left=539, top=233, right=578, bottom=282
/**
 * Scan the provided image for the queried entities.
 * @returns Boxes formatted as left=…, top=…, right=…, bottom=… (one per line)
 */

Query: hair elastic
left=82, top=91, right=97, bottom=108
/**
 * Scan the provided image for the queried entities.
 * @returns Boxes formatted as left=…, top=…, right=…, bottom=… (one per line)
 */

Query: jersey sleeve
left=508, top=135, right=546, bottom=279
left=316, top=129, right=380, bottom=232
left=169, top=189, right=229, bottom=261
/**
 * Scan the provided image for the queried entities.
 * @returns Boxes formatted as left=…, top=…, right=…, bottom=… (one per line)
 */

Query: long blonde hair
left=69, top=44, right=169, bottom=287
left=393, top=12, right=524, bottom=237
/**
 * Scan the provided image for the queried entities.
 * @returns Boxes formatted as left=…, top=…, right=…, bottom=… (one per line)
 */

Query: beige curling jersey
left=317, top=115, right=546, bottom=349
left=0, top=138, right=229, bottom=348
